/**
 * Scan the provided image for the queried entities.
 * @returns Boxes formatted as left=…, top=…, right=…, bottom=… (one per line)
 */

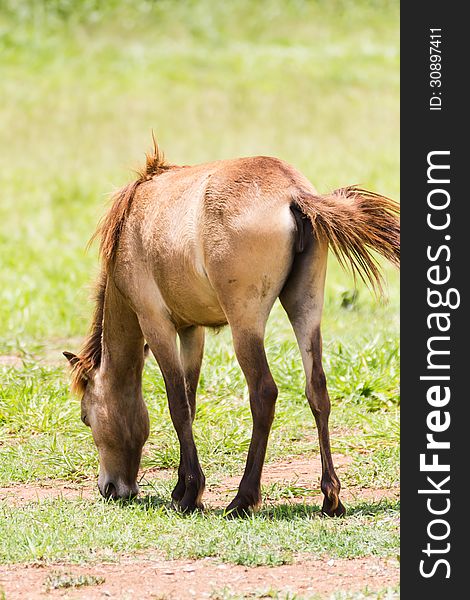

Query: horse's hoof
left=321, top=497, right=346, bottom=517
left=225, top=505, right=251, bottom=519
left=174, top=495, right=204, bottom=514
left=171, top=483, right=185, bottom=503
left=224, top=495, right=259, bottom=518
left=175, top=503, right=203, bottom=514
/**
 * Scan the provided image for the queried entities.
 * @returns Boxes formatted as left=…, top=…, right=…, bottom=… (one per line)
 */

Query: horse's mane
left=70, top=137, right=173, bottom=393
left=70, top=270, right=107, bottom=394
left=92, top=136, right=174, bottom=270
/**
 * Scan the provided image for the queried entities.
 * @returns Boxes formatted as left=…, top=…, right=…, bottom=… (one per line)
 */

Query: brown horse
left=64, top=142, right=399, bottom=517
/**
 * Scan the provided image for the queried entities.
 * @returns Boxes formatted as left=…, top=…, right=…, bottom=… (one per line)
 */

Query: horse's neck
left=100, top=276, right=146, bottom=391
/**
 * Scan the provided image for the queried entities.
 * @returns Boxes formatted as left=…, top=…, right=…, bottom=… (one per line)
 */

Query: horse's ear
left=143, top=343, right=150, bottom=359
left=63, top=351, right=80, bottom=367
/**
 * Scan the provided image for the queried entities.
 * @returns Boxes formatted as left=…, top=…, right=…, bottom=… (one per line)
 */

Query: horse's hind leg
left=171, top=325, right=205, bottom=503
left=280, top=236, right=345, bottom=517
left=210, top=281, right=279, bottom=517
left=206, top=212, right=293, bottom=516
left=140, top=317, right=205, bottom=511
left=226, top=325, right=278, bottom=516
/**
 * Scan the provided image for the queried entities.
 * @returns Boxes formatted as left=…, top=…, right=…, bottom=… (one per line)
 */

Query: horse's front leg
left=141, top=319, right=205, bottom=511
left=171, top=326, right=205, bottom=504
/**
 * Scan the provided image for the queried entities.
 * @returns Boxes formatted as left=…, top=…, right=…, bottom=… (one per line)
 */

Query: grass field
left=0, top=1, right=399, bottom=598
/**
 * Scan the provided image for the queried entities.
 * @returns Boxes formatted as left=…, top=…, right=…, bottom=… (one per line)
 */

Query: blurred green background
left=0, top=0, right=399, bottom=351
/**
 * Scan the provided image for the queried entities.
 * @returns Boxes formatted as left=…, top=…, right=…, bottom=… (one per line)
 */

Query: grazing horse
left=64, top=142, right=399, bottom=517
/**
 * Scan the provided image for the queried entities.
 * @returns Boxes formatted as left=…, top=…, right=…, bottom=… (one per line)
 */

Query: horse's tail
left=293, top=186, right=400, bottom=295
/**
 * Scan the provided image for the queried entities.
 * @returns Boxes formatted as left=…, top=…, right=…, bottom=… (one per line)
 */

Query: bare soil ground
left=0, top=555, right=399, bottom=599
left=0, top=355, right=23, bottom=367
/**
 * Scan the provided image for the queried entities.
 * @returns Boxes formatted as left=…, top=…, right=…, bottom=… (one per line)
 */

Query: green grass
left=0, top=0, right=399, bottom=579
left=0, top=495, right=399, bottom=565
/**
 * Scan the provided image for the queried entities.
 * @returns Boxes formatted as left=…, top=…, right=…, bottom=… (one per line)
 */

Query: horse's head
left=63, top=350, right=149, bottom=500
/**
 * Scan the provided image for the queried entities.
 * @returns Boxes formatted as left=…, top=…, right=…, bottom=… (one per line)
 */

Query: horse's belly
left=172, top=289, right=227, bottom=327
left=156, top=268, right=228, bottom=328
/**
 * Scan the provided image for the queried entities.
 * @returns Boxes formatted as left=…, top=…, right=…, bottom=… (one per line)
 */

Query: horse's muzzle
left=98, top=479, right=139, bottom=500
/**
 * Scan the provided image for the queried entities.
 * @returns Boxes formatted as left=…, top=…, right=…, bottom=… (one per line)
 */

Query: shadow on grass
left=98, top=491, right=170, bottom=511
left=253, top=498, right=399, bottom=521
left=345, top=498, right=400, bottom=516
left=132, top=494, right=170, bottom=510
left=120, top=494, right=399, bottom=521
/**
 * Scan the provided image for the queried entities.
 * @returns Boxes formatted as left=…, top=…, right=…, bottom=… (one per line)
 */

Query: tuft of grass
left=326, top=589, right=400, bottom=600
left=44, top=570, right=105, bottom=591
left=211, top=589, right=303, bottom=600
left=344, top=447, right=400, bottom=490
left=210, top=587, right=400, bottom=600
left=263, top=482, right=321, bottom=502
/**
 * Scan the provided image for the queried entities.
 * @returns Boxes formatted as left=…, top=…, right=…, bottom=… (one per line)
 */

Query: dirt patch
left=204, top=455, right=336, bottom=507
left=0, top=481, right=97, bottom=507
left=0, top=338, right=83, bottom=369
left=0, top=355, right=24, bottom=368
left=0, top=555, right=399, bottom=599
left=203, top=455, right=398, bottom=508
left=0, top=455, right=398, bottom=509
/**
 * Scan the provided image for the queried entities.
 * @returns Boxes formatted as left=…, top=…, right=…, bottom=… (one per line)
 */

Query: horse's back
left=121, top=156, right=311, bottom=328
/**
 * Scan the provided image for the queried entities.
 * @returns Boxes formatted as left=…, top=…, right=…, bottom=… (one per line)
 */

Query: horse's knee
left=252, top=375, right=277, bottom=427
left=261, top=375, right=278, bottom=405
